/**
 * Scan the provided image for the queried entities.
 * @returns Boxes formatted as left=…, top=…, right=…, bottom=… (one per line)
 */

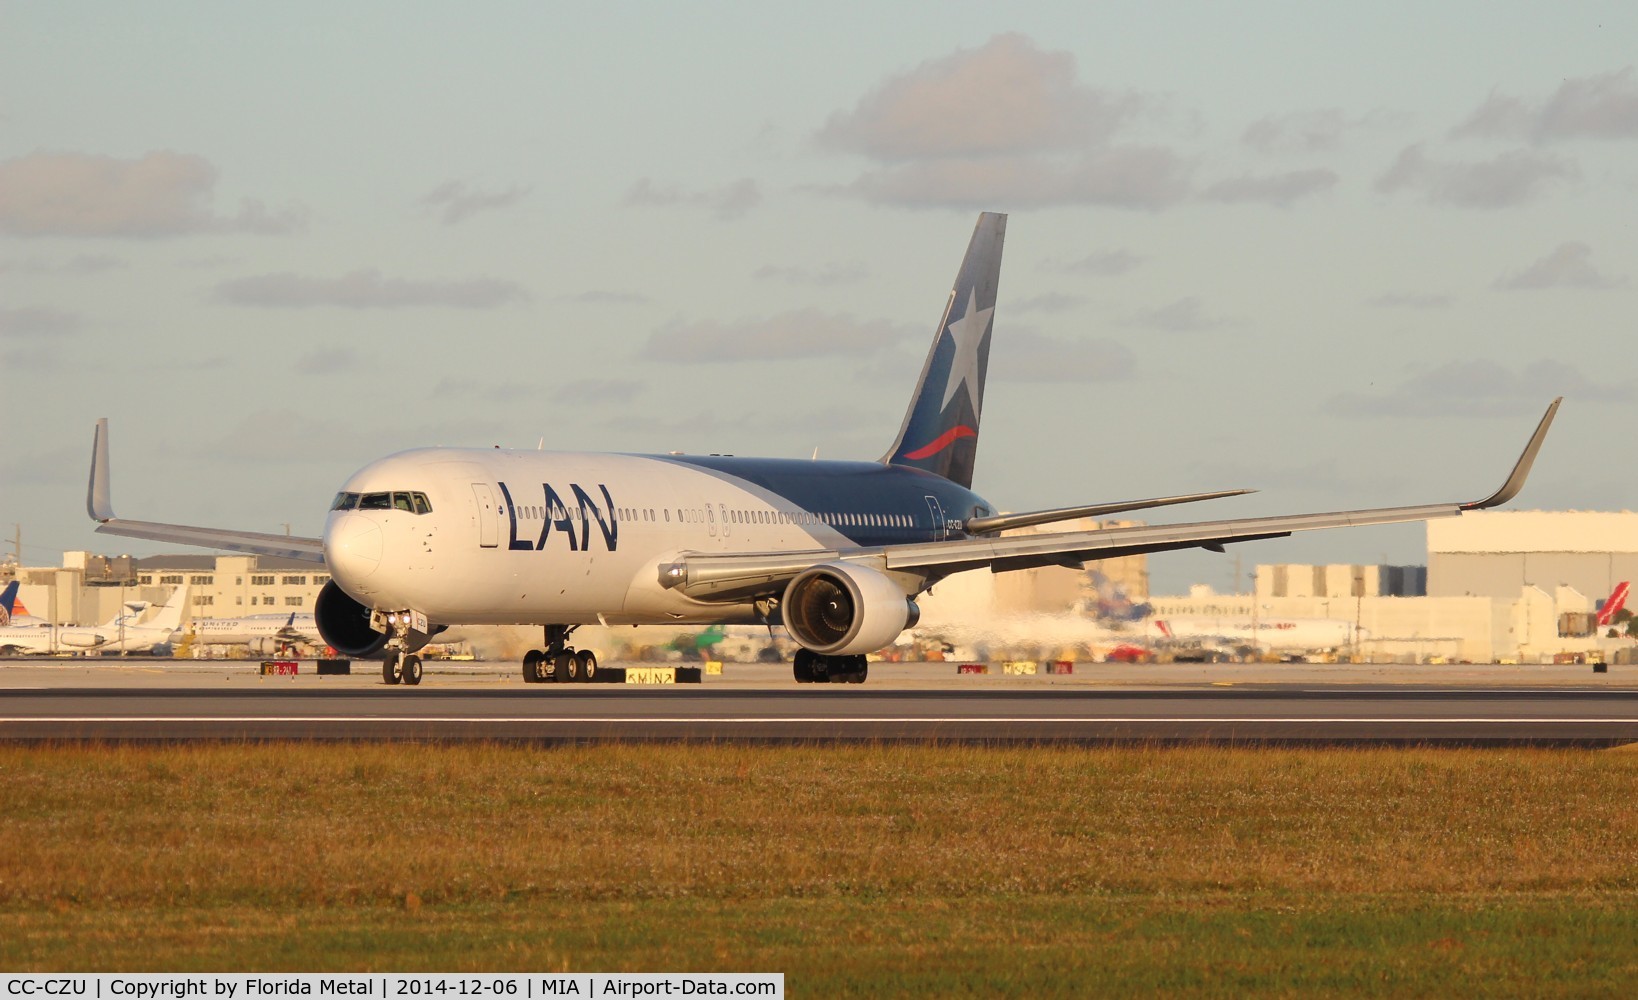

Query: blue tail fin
left=0, top=580, right=16, bottom=626
left=880, top=212, right=1006, bottom=489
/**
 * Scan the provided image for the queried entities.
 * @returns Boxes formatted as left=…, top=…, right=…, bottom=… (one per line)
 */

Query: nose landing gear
left=382, top=651, right=423, bottom=686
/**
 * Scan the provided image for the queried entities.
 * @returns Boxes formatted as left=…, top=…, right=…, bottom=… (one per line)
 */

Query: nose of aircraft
left=324, top=512, right=383, bottom=585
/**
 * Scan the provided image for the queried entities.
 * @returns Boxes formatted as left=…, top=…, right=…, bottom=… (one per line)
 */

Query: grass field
left=3, top=744, right=1637, bottom=995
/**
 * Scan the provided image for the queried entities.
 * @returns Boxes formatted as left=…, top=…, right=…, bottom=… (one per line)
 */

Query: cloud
left=1242, top=110, right=1350, bottom=153
left=644, top=308, right=917, bottom=362
left=819, top=33, right=1140, bottom=160
left=1494, top=242, right=1625, bottom=290
left=422, top=181, right=531, bottom=225
left=429, top=378, right=539, bottom=403
left=754, top=262, right=869, bottom=286
left=557, top=378, right=645, bottom=403
left=0, top=151, right=305, bottom=237
left=624, top=177, right=761, bottom=220
left=0, top=306, right=79, bottom=338
left=833, top=148, right=1191, bottom=210
left=214, top=269, right=527, bottom=309
left=1043, top=250, right=1143, bottom=276
left=1007, top=293, right=1085, bottom=315
left=819, top=34, right=1189, bottom=210
left=1125, top=296, right=1225, bottom=333
left=293, top=348, right=364, bottom=375
left=0, top=254, right=125, bottom=275
left=1366, top=292, right=1453, bottom=309
left=1201, top=169, right=1338, bottom=206
left=565, top=289, right=652, bottom=305
left=1374, top=144, right=1574, bottom=207
left=1332, top=359, right=1631, bottom=417
left=991, top=329, right=1135, bottom=382
left=1453, top=68, right=1638, bottom=141
left=1240, top=108, right=1405, bottom=154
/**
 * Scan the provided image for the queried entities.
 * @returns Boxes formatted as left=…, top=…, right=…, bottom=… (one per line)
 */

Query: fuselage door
left=706, top=504, right=718, bottom=538
left=719, top=503, right=730, bottom=538
left=924, top=495, right=949, bottom=541
left=471, top=483, right=500, bottom=548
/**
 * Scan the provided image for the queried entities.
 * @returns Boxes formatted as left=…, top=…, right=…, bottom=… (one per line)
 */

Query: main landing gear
left=522, top=624, right=598, bottom=684
left=382, top=651, right=424, bottom=686
left=793, top=648, right=868, bottom=684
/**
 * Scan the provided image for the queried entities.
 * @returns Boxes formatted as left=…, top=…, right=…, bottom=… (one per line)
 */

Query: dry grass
left=3, top=744, right=1638, bottom=991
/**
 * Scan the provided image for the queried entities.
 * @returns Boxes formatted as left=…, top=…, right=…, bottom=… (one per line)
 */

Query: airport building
left=2, top=552, right=329, bottom=630
left=7, top=510, right=1638, bottom=663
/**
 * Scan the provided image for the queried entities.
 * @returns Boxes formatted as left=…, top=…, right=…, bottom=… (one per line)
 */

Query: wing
left=86, top=418, right=325, bottom=563
left=661, top=399, right=1560, bottom=602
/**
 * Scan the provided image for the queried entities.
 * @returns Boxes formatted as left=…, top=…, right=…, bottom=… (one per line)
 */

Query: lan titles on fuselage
left=86, top=213, right=1561, bottom=685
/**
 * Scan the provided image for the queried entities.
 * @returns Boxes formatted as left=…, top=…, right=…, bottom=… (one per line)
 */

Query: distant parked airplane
left=186, top=611, right=323, bottom=651
left=1596, top=581, right=1630, bottom=628
left=0, top=586, right=186, bottom=655
left=0, top=581, right=47, bottom=627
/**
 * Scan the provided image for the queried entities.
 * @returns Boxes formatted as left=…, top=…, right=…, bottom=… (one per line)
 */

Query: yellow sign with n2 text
left=624, top=667, right=676, bottom=685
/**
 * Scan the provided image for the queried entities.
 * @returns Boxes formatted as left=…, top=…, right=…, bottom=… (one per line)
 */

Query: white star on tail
left=940, top=288, right=994, bottom=418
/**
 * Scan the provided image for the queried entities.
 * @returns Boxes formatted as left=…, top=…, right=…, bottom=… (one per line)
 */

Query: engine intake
left=314, top=580, right=390, bottom=657
left=782, top=563, right=918, bottom=656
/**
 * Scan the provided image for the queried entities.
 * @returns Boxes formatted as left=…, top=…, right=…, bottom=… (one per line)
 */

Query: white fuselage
left=188, top=614, right=322, bottom=646
left=1156, top=616, right=1366, bottom=651
left=0, top=613, right=177, bottom=655
left=322, top=448, right=980, bottom=627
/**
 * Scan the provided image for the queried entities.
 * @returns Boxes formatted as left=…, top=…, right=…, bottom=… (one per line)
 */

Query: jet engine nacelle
left=781, top=563, right=920, bottom=656
left=314, top=580, right=390, bottom=657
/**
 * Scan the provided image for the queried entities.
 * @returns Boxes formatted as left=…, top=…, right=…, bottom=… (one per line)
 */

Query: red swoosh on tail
left=903, top=425, right=976, bottom=460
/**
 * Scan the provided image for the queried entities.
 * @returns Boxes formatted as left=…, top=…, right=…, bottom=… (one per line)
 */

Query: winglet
left=1460, top=398, right=1561, bottom=511
left=88, top=417, right=116, bottom=522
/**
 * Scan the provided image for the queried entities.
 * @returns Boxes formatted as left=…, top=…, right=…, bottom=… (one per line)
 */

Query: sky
left=3, top=2, right=1637, bottom=596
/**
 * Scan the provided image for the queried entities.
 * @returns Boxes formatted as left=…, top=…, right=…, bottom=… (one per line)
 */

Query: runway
left=4, top=684, right=1638, bottom=744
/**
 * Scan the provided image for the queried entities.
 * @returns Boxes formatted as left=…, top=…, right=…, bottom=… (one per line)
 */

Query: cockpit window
left=339, top=491, right=432, bottom=514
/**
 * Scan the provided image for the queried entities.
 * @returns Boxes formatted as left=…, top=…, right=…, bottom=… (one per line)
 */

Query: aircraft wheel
left=402, top=655, right=423, bottom=686
left=793, top=648, right=815, bottom=684
left=522, top=649, right=543, bottom=683
left=551, top=651, right=573, bottom=682
left=846, top=657, right=868, bottom=684
left=575, top=649, right=598, bottom=683
left=382, top=655, right=403, bottom=685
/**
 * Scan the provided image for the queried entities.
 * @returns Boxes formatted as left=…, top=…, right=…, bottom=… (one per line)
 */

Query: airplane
left=0, top=586, right=185, bottom=655
left=1152, top=615, right=1364, bottom=654
left=1596, top=581, right=1629, bottom=629
left=0, top=580, right=48, bottom=628
left=185, top=610, right=324, bottom=651
left=82, top=212, right=1561, bottom=686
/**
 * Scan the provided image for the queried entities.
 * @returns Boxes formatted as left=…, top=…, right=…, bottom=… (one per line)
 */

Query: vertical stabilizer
left=1597, top=581, right=1630, bottom=627
left=880, top=212, right=1006, bottom=488
left=148, top=585, right=189, bottom=631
